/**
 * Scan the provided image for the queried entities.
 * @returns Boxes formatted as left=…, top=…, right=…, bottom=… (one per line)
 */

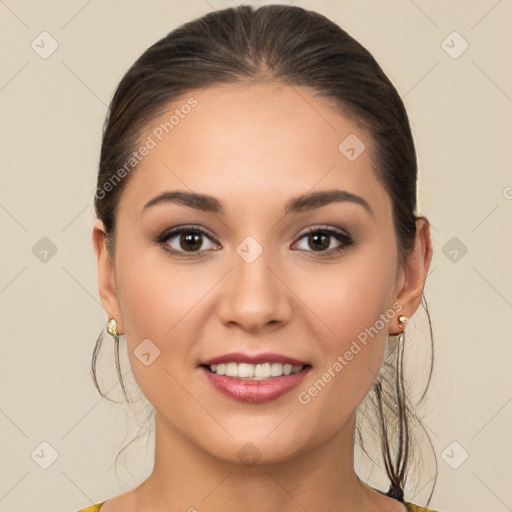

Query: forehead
left=117, top=83, right=391, bottom=219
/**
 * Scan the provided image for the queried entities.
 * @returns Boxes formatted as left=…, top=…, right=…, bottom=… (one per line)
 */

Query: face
left=96, top=82, right=419, bottom=465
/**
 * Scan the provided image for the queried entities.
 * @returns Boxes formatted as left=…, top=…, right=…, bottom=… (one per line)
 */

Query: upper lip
left=200, top=352, right=309, bottom=367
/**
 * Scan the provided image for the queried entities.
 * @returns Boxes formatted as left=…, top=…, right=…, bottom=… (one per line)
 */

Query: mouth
left=199, top=352, right=312, bottom=403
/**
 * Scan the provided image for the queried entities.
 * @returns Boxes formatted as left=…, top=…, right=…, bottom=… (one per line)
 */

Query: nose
left=216, top=242, right=292, bottom=333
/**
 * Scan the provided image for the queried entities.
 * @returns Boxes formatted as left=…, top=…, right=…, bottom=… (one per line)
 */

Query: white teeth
left=254, top=363, right=271, bottom=378
left=225, top=362, right=237, bottom=377
left=238, top=363, right=254, bottom=378
left=270, top=362, right=282, bottom=376
left=208, top=362, right=304, bottom=379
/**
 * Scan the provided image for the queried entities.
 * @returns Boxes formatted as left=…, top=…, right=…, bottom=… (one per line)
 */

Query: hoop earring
left=106, top=318, right=118, bottom=339
left=106, top=317, right=129, bottom=402
left=385, top=328, right=407, bottom=503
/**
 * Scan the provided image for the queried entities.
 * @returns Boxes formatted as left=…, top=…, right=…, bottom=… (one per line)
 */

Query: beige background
left=1, top=0, right=511, bottom=511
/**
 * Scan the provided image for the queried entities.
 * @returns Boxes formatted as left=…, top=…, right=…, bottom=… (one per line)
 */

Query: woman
left=78, top=4, right=441, bottom=511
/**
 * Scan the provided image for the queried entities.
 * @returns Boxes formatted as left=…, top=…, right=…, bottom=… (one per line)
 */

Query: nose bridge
left=233, top=233, right=278, bottom=299
left=234, top=236, right=276, bottom=291
left=217, top=232, right=290, bottom=330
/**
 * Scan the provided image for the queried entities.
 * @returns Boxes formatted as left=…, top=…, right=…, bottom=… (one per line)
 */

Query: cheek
left=295, top=241, right=397, bottom=347
left=113, top=247, right=209, bottom=389
left=115, top=236, right=212, bottom=338
left=293, top=244, right=397, bottom=417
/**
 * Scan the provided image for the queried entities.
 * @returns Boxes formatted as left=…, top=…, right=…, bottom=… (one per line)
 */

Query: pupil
left=181, top=233, right=202, bottom=251
left=310, top=233, right=329, bottom=251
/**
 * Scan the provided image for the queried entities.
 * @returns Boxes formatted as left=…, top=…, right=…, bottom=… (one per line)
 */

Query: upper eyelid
left=158, top=225, right=217, bottom=242
left=297, top=225, right=350, bottom=237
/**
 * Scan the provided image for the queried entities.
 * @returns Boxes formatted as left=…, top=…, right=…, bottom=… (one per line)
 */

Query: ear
left=92, top=219, right=124, bottom=335
left=391, top=218, right=433, bottom=334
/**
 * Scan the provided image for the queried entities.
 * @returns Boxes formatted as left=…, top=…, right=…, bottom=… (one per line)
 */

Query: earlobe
left=391, top=218, right=433, bottom=334
left=92, top=219, right=124, bottom=334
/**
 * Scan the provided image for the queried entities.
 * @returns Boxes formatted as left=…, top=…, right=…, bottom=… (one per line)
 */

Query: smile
left=199, top=351, right=312, bottom=403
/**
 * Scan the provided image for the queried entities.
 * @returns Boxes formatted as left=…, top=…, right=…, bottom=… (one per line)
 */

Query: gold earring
left=398, top=315, right=408, bottom=330
left=106, top=318, right=118, bottom=338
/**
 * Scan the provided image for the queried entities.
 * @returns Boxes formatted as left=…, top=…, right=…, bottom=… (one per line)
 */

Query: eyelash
left=156, top=224, right=354, bottom=258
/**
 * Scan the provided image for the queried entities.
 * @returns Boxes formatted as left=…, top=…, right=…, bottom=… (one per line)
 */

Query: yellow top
left=75, top=500, right=440, bottom=511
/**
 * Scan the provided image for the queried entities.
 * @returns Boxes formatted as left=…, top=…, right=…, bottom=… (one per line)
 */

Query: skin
left=92, top=82, right=432, bottom=512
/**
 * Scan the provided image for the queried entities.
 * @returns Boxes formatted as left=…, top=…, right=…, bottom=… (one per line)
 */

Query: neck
left=132, top=413, right=392, bottom=512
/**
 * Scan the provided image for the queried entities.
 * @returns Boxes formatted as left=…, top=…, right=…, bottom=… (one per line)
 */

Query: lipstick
left=199, top=352, right=311, bottom=403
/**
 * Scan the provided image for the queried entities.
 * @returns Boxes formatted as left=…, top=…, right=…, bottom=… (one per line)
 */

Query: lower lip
left=201, top=366, right=310, bottom=403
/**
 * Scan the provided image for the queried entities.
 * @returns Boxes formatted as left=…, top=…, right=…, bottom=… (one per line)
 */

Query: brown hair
left=91, top=4, right=436, bottom=504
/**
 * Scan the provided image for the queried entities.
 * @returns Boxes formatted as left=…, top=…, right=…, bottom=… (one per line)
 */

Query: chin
left=196, top=427, right=312, bottom=467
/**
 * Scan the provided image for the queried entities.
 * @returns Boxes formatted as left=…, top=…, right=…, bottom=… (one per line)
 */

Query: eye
left=157, top=225, right=219, bottom=256
left=156, top=225, right=353, bottom=257
left=293, top=226, right=353, bottom=255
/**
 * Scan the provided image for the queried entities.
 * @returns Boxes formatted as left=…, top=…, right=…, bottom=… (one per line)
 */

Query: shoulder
left=74, top=502, right=106, bottom=512
left=405, top=502, right=442, bottom=512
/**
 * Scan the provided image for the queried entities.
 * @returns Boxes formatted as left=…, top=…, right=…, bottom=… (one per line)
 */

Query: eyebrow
left=142, top=189, right=374, bottom=217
